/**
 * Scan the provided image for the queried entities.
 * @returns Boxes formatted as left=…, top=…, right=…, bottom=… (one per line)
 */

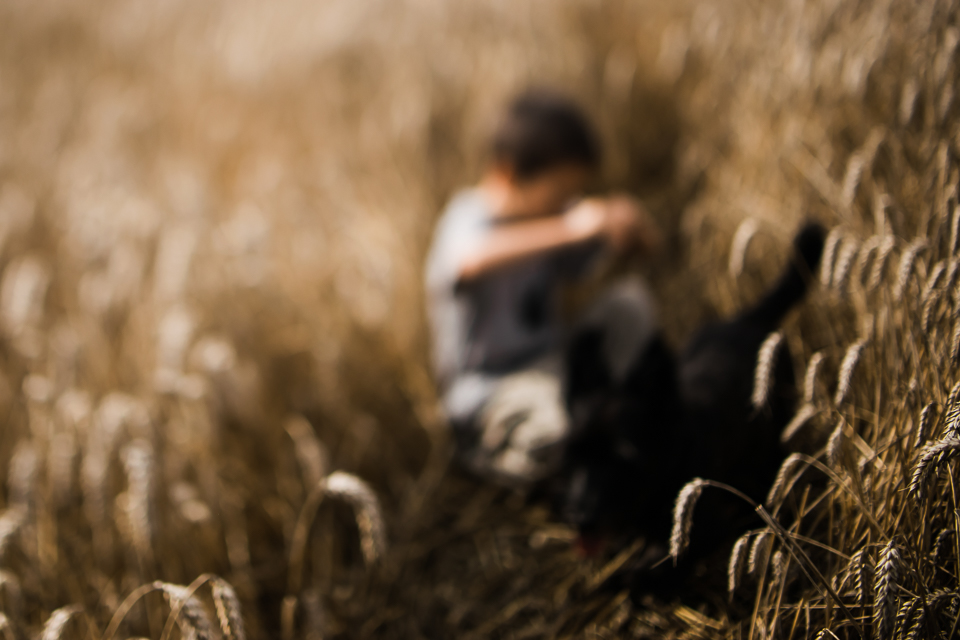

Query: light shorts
left=441, top=276, right=659, bottom=489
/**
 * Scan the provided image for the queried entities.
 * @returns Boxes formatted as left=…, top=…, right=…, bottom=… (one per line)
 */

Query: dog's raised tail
left=742, top=222, right=826, bottom=327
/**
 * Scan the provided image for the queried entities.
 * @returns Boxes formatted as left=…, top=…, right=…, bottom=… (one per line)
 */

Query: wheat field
left=0, top=0, right=957, bottom=638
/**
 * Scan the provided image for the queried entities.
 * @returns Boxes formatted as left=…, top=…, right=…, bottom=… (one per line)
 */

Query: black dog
left=558, top=223, right=825, bottom=574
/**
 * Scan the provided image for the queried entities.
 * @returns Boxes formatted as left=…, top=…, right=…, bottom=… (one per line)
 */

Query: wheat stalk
left=669, top=478, right=706, bottom=563
left=752, top=332, right=783, bottom=409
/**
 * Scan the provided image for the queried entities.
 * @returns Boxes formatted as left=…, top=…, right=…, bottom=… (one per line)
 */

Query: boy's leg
left=445, top=357, right=569, bottom=488
left=575, top=275, right=660, bottom=384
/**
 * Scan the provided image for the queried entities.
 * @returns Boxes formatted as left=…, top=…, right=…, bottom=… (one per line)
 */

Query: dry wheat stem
left=669, top=478, right=706, bottom=564
left=752, top=332, right=783, bottom=409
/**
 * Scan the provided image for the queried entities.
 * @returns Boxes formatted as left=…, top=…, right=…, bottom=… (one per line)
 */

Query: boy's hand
left=563, top=198, right=608, bottom=241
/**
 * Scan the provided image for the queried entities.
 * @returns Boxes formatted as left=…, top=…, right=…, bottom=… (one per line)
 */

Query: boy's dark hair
left=492, top=90, right=601, bottom=181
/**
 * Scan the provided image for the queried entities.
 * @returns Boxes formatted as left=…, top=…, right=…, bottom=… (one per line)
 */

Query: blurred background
left=0, top=0, right=953, bottom=637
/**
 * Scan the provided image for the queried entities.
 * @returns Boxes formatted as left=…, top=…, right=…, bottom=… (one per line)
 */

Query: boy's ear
left=488, top=160, right=520, bottom=185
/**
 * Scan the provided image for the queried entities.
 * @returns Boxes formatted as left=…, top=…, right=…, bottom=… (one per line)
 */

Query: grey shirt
left=425, top=189, right=599, bottom=390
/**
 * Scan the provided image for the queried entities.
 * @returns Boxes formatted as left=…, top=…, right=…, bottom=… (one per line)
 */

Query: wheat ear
left=922, top=260, right=947, bottom=300
left=803, top=352, right=824, bottom=404
left=766, top=453, right=804, bottom=505
left=747, top=531, right=773, bottom=576
left=835, top=338, right=868, bottom=406
left=781, top=403, right=817, bottom=443
left=853, top=235, right=881, bottom=285
left=894, top=238, right=928, bottom=300
left=916, top=402, right=937, bottom=448
left=40, top=605, right=82, bottom=640
left=826, top=420, right=845, bottom=467
left=831, top=238, right=860, bottom=292
left=211, top=577, right=246, bottom=640
left=820, top=228, right=844, bottom=287
left=729, top=218, right=759, bottom=278
left=943, top=380, right=960, bottom=438
left=909, top=436, right=960, bottom=501
left=156, top=581, right=215, bottom=640
left=873, top=540, right=901, bottom=640
left=867, top=236, right=896, bottom=291
left=847, top=548, right=873, bottom=608
left=669, top=478, right=706, bottom=563
left=728, top=533, right=752, bottom=597
left=323, top=472, right=387, bottom=566
left=752, top=332, right=783, bottom=409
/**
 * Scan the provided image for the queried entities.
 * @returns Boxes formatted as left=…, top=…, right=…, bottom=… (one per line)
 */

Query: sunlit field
left=0, top=0, right=957, bottom=637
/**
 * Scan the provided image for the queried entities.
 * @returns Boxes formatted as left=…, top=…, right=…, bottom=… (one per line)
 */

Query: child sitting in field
left=425, top=90, right=662, bottom=488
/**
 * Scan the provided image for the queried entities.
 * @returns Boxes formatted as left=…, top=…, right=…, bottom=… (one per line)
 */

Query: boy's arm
left=457, top=195, right=660, bottom=284
left=457, top=201, right=607, bottom=283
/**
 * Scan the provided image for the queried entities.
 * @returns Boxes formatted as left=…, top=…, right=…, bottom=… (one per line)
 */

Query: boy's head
left=487, top=90, right=601, bottom=218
